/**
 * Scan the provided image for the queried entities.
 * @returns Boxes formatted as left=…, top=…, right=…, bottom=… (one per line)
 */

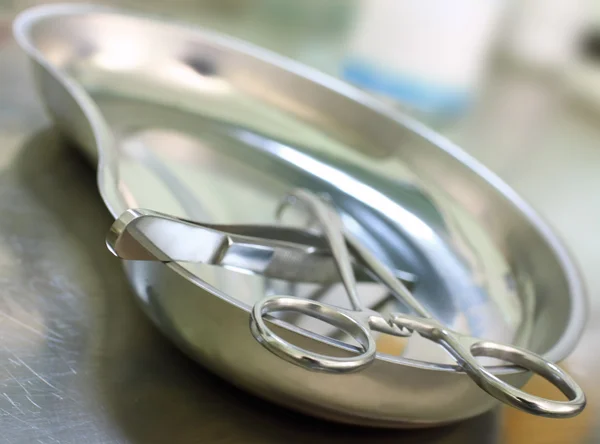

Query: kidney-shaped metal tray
left=14, top=4, right=586, bottom=427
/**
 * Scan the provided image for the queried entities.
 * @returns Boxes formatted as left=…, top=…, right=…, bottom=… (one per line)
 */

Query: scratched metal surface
left=1, top=1, right=600, bottom=443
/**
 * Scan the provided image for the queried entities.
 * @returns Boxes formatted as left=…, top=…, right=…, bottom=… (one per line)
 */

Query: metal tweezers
left=107, top=208, right=417, bottom=287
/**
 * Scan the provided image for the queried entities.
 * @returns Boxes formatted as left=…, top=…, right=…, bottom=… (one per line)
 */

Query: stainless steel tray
left=14, top=4, right=586, bottom=427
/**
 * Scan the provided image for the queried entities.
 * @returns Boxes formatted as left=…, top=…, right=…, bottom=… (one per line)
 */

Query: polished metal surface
left=11, top=3, right=586, bottom=426
left=1, top=1, right=600, bottom=442
left=250, top=189, right=585, bottom=418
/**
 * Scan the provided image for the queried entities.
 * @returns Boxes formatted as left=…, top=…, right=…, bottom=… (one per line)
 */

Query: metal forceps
left=249, top=189, right=586, bottom=418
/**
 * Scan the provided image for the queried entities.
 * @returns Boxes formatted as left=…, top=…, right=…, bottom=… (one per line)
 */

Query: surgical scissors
left=249, top=189, right=586, bottom=418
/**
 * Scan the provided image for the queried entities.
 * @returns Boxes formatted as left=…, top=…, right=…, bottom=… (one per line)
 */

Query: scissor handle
left=390, top=313, right=586, bottom=418
left=250, top=296, right=377, bottom=373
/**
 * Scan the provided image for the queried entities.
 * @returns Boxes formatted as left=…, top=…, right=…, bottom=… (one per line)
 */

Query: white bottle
left=342, top=0, right=505, bottom=114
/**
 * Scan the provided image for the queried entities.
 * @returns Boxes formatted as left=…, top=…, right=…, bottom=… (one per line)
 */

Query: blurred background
left=4, top=0, right=600, bottom=116
left=0, top=0, right=599, bottom=442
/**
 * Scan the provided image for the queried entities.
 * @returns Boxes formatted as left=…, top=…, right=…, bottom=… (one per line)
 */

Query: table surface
left=1, top=2, right=599, bottom=443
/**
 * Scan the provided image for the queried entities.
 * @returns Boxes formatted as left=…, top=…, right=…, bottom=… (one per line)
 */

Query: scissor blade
left=107, top=209, right=417, bottom=287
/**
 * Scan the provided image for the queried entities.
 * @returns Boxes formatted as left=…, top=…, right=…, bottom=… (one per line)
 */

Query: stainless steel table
left=1, top=2, right=599, bottom=442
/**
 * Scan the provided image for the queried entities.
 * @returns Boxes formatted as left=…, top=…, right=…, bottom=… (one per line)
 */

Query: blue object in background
left=342, top=58, right=470, bottom=115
